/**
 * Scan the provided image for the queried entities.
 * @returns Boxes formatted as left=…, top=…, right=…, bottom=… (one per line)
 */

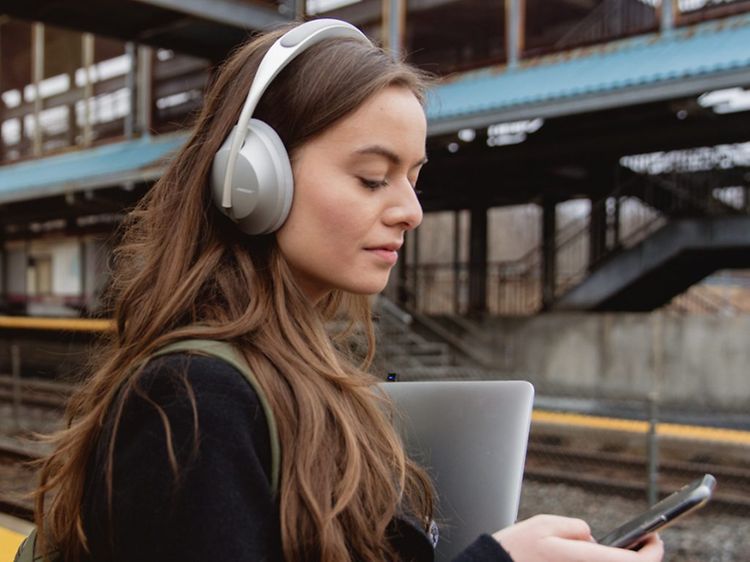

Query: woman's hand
left=492, top=515, right=664, bottom=562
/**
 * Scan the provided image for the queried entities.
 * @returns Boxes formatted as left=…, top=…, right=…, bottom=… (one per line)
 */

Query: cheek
left=297, top=181, right=367, bottom=239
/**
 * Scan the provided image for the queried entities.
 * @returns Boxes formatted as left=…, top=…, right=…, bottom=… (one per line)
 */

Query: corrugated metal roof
left=0, top=133, right=186, bottom=204
left=427, top=14, right=750, bottom=133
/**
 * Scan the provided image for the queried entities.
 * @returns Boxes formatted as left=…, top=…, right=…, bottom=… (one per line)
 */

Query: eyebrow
left=354, top=145, right=428, bottom=169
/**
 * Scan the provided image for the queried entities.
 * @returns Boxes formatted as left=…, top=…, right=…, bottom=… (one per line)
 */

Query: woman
left=32, top=20, right=663, bottom=562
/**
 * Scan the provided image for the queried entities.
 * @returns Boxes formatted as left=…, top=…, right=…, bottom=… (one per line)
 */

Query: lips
left=365, top=243, right=401, bottom=265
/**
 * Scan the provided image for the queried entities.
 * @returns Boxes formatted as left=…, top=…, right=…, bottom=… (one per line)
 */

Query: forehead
left=309, top=86, right=427, bottom=159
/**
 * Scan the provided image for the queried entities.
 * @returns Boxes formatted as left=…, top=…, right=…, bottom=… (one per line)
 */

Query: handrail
left=553, top=0, right=657, bottom=50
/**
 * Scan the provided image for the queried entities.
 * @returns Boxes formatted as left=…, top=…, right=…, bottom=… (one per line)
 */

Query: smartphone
left=597, top=474, right=716, bottom=550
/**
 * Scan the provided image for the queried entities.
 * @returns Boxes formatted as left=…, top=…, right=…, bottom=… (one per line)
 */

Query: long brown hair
left=34, top=22, right=435, bottom=562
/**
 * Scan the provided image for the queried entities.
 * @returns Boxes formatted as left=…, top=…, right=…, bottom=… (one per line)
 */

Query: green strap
left=149, top=339, right=281, bottom=495
left=14, top=528, right=55, bottom=562
left=16, top=339, right=282, bottom=562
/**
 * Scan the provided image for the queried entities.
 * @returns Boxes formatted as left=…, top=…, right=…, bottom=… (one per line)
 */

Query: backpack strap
left=16, top=339, right=281, bottom=562
left=149, top=339, right=281, bottom=496
left=13, top=528, right=43, bottom=562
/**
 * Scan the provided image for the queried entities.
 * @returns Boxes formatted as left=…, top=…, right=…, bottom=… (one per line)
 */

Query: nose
left=383, top=179, right=423, bottom=231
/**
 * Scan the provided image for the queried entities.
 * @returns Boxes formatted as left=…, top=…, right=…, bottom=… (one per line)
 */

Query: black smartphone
left=597, top=474, right=716, bottom=550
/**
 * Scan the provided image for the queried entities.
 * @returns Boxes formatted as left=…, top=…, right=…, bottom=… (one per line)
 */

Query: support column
left=468, top=206, right=488, bottom=315
left=453, top=210, right=462, bottom=314
left=382, top=0, right=406, bottom=59
left=82, top=33, right=95, bottom=147
left=588, top=197, right=607, bottom=270
left=659, top=0, right=675, bottom=33
left=32, top=23, right=44, bottom=156
left=136, top=46, right=153, bottom=135
left=397, top=235, right=409, bottom=308
left=411, top=227, right=420, bottom=310
left=125, top=42, right=137, bottom=139
left=505, top=0, right=525, bottom=68
left=541, top=195, right=557, bottom=308
left=0, top=229, right=6, bottom=309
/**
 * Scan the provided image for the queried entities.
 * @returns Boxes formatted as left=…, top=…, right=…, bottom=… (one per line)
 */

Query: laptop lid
left=379, top=380, right=534, bottom=562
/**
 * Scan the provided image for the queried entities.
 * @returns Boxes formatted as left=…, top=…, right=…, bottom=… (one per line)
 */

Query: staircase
left=373, top=297, right=493, bottom=380
left=551, top=164, right=750, bottom=311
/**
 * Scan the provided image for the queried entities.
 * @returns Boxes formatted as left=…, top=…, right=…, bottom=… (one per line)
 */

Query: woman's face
left=277, top=86, right=426, bottom=301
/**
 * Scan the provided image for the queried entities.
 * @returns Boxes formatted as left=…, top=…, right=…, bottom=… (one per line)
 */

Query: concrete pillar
left=6, top=244, right=28, bottom=313
left=541, top=195, right=557, bottom=308
left=468, top=206, right=488, bottom=314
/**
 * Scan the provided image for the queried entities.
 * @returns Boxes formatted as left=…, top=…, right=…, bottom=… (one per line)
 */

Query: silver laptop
left=380, top=381, right=534, bottom=562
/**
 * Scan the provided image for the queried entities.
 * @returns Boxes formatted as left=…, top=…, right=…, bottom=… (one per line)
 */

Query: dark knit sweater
left=81, top=354, right=513, bottom=562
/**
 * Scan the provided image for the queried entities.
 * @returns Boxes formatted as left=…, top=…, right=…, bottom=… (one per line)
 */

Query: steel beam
left=130, top=0, right=287, bottom=30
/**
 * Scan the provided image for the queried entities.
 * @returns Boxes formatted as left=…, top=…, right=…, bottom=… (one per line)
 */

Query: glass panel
left=678, top=0, right=750, bottom=23
left=305, top=0, right=384, bottom=46
left=406, top=0, right=506, bottom=75
left=0, top=19, right=32, bottom=162
left=152, top=48, right=211, bottom=133
left=525, top=0, right=658, bottom=57
left=42, top=25, right=82, bottom=153
left=90, top=36, right=128, bottom=143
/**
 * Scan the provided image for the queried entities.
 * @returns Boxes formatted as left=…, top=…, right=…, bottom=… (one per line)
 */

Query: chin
left=342, top=277, right=390, bottom=296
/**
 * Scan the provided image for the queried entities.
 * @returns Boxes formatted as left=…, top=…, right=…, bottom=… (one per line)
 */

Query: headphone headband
left=220, top=19, right=370, bottom=210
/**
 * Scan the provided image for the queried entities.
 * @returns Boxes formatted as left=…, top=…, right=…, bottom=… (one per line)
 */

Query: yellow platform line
left=0, top=526, right=26, bottom=561
left=0, top=315, right=112, bottom=333
left=533, top=409, right=750, bottom=446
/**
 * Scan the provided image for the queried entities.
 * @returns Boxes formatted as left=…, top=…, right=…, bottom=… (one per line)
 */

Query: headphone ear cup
left=211, top=118, right=294, bottom=235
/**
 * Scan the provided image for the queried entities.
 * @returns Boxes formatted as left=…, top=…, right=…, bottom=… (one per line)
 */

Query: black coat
left=81, top=354, right=513, bottom=562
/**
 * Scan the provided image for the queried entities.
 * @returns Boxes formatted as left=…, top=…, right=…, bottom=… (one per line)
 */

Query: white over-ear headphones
left=210, top=19, right=371, bottom=235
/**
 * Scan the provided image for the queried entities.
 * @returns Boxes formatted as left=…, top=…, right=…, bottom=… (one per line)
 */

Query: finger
left=528, top=514, right=592, bottom=540
left=633, top=534, right=664, bottom=560
left=550, top=536, right=662, bottom=562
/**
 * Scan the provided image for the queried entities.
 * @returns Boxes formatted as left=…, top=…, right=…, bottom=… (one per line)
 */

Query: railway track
left=2, top=437, right=750, bottom=522
left=525, top=442, right=750, bottom=512
left=0, top=441, right=39, bottom=522
left=0, top=375, right=74, bottom=410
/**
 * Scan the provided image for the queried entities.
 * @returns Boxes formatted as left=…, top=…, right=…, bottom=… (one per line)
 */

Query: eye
left=358, top=177, right=389, bottom=190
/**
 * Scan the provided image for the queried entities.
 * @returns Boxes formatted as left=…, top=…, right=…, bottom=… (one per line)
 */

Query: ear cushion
left=211, top=118, right=294, bottom=235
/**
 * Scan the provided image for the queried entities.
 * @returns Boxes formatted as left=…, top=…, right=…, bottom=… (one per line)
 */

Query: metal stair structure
left=550, top=161, right=750, bottom=312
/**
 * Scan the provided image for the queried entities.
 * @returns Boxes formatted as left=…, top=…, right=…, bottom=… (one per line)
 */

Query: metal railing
left=553, top=0, right=658, bottom=51
left=398, top=163, right=750, bottom=316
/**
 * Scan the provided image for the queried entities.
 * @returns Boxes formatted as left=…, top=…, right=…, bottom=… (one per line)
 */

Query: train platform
left=535, top=395, right=750, bottom=431
left=0, top=513, right=31, bottom=561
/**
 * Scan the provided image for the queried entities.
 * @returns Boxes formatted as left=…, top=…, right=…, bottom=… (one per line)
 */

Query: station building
left=1, top=1, right=750, bottom=401
left=2, top=0, right=750, bottom=321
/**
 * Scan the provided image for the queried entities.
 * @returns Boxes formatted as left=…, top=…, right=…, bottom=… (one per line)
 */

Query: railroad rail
left=524, top=442, right=750, bottom=512
left=0, top=375, right=73, bottom=410
left=0, top=442, right=38, bottom=522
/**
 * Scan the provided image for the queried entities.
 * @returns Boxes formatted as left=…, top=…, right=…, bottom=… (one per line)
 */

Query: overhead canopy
left=427, top=14, right=750, bottom=135
left=1, top=0, right=289, bottom=60
left=0, top=133, right=186, bottom=205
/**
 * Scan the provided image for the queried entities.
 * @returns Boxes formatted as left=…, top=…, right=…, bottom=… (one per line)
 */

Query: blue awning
left=426, top=14, right=750, bottom=134
left=0, top=133, right=186, bottom=204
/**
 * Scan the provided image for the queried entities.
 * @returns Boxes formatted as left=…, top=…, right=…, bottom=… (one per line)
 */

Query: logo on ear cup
left=211, top=119, right=294, bottom=235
